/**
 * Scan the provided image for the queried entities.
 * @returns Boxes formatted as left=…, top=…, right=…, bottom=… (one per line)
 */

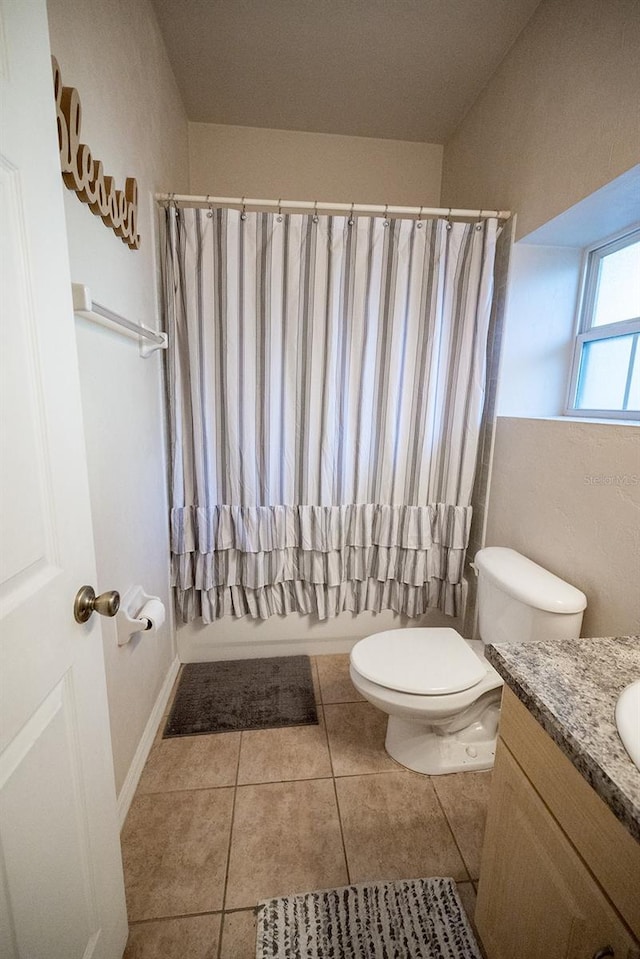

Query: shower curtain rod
left=155, top=193, right=511, bottom=221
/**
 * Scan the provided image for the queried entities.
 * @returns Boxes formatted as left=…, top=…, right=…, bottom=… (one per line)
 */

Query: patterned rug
left=256, top=878, right=482, bottom=959
left=163, top=655, right=318, bottom=737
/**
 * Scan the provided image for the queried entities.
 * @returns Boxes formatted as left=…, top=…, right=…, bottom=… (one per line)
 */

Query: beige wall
left=189, top=122, right=443, bottom=206
left=441, top=0, right=640, bottom=239
left=486, top=418, right=640, bottom=638
left=47, top=0, right=188, bottom=796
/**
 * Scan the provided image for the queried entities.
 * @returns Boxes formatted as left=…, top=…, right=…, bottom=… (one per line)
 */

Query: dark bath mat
left=163, top=655, right=318, bottom=737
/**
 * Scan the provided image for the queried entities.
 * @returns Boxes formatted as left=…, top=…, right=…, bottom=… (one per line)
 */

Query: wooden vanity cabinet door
left=475, top=740, right=640, bottom=959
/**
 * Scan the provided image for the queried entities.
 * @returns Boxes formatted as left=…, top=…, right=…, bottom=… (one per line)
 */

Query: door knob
left=74, top=585, right=120, bottom=623
left=592, top=949, right=614, bottom=959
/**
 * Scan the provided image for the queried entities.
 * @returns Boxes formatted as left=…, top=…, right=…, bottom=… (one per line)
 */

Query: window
left=566, top=228, right=640, bottom=419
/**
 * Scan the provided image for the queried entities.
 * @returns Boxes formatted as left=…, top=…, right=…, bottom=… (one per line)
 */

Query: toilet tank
left=474, top=547, right=587, bottom=646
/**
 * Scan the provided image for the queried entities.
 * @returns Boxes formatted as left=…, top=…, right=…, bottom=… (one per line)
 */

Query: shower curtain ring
left=312, top=200, right=319, bottom=224
left=348, top=202, right=355, bottom=226
left=476, top=209, right=484, bottom=231
left=383, top=203, right=390, bottom=227
left=446, top=208, right=453, bottom=231
left=206, top=194, right=213, bottom=218
left=277, top=199, right=283, bottom=222
left=416, top=205, right=424, bottom=229
left=240, top=196, right=247, bottom=221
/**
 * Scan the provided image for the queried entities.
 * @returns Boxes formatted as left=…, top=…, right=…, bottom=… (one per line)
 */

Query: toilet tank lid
left=474, top=547, right=587, bottom=614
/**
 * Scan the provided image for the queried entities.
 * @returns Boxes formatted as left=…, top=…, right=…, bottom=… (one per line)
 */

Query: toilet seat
left=350, top=627, right=487, bottom=696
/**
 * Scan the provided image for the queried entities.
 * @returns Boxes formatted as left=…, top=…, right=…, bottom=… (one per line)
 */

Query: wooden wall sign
left=52, top=57, right=140, bottom=250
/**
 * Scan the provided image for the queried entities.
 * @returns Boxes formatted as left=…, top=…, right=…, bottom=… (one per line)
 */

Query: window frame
left=565, top=225, right=640, bottom=421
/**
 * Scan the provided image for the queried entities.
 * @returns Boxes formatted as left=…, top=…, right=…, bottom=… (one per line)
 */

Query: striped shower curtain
left=162, top=207, right=497, bottom=623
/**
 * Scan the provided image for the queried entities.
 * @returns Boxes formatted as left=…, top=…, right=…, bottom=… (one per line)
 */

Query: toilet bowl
left=349, top=547, right=587, bottom=775
left=349, top=628, right=503, bottom=774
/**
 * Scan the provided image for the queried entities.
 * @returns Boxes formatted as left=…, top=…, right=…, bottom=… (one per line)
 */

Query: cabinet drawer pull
left=592, top=949, right=614, bottom=959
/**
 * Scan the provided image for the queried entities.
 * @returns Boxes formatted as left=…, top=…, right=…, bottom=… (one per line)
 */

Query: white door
left=0, top=1, right=128, bottom=957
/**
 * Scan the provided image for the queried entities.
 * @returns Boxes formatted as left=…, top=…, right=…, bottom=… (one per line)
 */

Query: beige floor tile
left=336, top=771, right=468, bottom=883
left=138, top=732, right=241, bottom=793
left=324, top=701, right=400, bottom=776
left=432, top=772, right=491, bottom=880
left=310, top=658, right=322, bottom=703
left=121, top=788, right=234, bottom=920
left=220, top=910, right=257, bottom=959
left=456, top=881, right=478, bottom=937
left=225, top=779, right=348, bottom=909
left=123, top=914, right=221, bottom=959
left=315, top=653, right=365, bottom=704
left=237, top=718, right=331, bottom=784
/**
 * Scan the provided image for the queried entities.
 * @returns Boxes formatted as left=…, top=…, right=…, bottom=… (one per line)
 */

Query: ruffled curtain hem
left=172, top=544, right=467, bottom=591
left=174, top=577, right=463, bottom=624
left=171, top=502, right=471, bottom=623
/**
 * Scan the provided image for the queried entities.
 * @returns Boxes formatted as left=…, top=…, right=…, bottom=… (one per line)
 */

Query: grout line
left=188, top=766, right=406, bottom=792
left=332, top=767, right=407, bottom=779
left=322, top=698, right=367, bottom=707
left=129, top=909, right=223, bottom=925
left=216, top=734, right=244, bottom=959
left=430, top=780, right=472, bottom=884
left=236, top=776, right=335, bottom=791
left=313, top=659, right=324, bottom=706
left=136, top=749, right=403, bottom=796
left=133, top=782, right=237, bottom=797
left=236, top=731, right=242, bottom=787
left=322, top=703, right=351, bottom=885
left=323, top=704, right=336, bottom=777
left=322, top=704, right=335, bottom=780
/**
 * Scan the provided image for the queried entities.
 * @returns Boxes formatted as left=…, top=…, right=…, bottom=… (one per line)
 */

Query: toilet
left=349, top=547, right=587, bottom=775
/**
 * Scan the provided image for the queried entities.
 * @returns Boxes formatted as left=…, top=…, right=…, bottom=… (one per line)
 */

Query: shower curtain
left=162, top=207, right=497, bottom=624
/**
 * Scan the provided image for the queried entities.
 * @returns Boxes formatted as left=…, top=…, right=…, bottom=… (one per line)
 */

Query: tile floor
left=122, top=654, right=490, bottom=958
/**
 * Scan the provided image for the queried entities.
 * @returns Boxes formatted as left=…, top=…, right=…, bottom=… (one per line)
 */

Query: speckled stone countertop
left=486, top=636, right=640, bottom=842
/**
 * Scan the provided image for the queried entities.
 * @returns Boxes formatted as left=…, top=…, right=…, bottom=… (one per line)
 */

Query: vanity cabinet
left=476, top=687, right=640, bottom=959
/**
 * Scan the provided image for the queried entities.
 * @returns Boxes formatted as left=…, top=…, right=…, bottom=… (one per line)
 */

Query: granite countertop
left=486, top=636, right=640, bottom=842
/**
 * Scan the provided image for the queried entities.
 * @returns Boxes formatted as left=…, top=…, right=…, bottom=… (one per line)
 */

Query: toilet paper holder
left=116, top=585, right=165, bottom=646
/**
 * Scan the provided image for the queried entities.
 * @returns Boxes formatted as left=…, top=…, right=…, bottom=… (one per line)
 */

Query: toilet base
left=385, top=714, right=497, bottom=775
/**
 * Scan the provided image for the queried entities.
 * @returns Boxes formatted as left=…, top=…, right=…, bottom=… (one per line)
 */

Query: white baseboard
left=117, top=655, right=180, bottom=830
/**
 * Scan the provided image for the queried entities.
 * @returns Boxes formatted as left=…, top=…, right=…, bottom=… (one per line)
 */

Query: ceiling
left=151, top=0, right=542, bottom=143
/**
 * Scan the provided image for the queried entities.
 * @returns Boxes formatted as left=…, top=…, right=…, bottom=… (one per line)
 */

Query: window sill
left=554, top=415, right=638, bottom=426
left=497, top=414, right=639, bottom=427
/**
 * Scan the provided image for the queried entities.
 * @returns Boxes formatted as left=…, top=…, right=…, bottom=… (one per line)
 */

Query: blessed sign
left=52, top=57, right=140, bottom=250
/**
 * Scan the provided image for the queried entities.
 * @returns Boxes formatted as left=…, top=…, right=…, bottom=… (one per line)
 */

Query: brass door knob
left=74, top=585, right=120, bottom=623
